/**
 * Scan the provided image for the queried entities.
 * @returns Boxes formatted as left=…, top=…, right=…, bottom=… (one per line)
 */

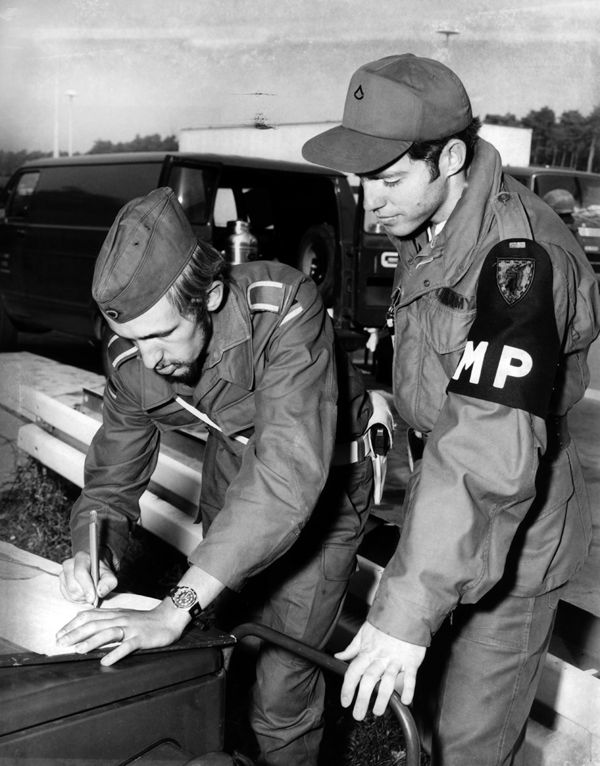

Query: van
left=0, top=152, right=394, bottom=351
left=505, top=165, right=600, bottom=277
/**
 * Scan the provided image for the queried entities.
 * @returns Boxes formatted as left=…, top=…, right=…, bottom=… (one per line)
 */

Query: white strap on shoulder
left=174, top=396, right=249, bottom=445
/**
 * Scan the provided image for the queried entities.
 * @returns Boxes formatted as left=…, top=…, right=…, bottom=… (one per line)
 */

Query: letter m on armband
left=447, top=239, right=561, bottom=419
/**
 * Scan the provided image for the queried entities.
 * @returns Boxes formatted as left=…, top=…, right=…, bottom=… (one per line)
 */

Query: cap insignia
left=354, top=85, right=365, bottom=100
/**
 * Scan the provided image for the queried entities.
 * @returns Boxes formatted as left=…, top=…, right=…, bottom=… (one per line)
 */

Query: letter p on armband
left=492, top=345, right=533, bottom=388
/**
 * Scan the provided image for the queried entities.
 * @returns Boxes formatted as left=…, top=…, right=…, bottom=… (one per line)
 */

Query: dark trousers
left=201, top=437, right=373, bottom=766
left=415, top=585, right=562, bottom=766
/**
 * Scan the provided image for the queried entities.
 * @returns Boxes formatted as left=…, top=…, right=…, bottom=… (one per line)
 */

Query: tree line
left=485, top=106, right=600, bottom=172
left=0, top=134, right=178, bottom=182
left=3, top=109, right=600, bottom=182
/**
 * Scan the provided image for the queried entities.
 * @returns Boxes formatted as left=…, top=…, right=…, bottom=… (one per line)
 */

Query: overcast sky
left=1, top=0, right=599, bottom=154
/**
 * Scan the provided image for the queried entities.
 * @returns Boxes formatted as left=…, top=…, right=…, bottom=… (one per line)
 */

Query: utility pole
left=66, top=90, right=77, bottom=157
left=53, top=72, right=60, bottom=158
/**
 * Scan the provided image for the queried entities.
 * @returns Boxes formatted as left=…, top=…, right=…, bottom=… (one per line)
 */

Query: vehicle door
left=0, top=170, right=41, bottom=324
left=532, top=172, right=600, bottom=278
left=353, top=185, right=396, bottom=329
left=160, top=157, right=220, bottom=245
left=22, top=161, right=163, bottom=336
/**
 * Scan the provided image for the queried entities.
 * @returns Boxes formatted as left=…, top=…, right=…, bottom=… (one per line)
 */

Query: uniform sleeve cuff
left=71, top=514, right=130, bottom=572
left=368, top=581, right=442, bottom=647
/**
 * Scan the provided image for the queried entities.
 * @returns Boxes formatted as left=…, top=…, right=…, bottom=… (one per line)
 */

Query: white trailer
left=479, top=123, right=532, bottom=167
left=179, top=122, right=336, bottom=165
left=180, top=121, right=533, bottom=168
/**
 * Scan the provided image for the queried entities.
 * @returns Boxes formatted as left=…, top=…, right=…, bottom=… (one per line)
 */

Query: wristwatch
left=169, top=585, right=203, bottom=619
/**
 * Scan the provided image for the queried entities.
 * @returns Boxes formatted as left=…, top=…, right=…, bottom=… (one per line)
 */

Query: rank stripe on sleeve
left=247, top=280, right=285, bottom=313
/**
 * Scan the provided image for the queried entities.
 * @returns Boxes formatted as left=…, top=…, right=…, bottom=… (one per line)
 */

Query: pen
left=89, top=509, right=99, bottom=608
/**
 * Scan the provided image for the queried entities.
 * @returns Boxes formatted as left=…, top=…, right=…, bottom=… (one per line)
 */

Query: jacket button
left=497, top=192, right=510, bottom=204
left=424, top=279, right=430, bottom=287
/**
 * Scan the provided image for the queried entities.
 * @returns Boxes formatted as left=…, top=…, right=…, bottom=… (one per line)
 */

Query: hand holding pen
left=58, top=510, right=118, bottom=605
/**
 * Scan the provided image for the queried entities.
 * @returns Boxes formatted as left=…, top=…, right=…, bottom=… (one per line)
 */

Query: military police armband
left=447, top=239, right=560, bottom=419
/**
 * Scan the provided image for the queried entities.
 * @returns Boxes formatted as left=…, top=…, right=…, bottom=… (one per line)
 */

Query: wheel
left=295, top=223, right=336, bottom=306
left=0, top=297, right=17, bottom=350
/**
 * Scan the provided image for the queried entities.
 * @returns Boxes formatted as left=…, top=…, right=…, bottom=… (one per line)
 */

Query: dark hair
left=407, top=116, right=482, bottom=180
left=166, top=240, right=229, bottom=321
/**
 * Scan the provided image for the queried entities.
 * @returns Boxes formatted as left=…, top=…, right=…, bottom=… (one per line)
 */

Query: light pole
left=65, top=89, right=77, bottom=157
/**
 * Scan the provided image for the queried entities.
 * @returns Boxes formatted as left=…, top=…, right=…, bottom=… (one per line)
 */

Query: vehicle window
left=533, top=174, right=579, bottom=201
left=7, top=171, right=40, bottom=218
left=575, top=176, right=600, bottom=229
left=578, top=177, right=600, bottom=208
left=27, top=163, right=162, bottom=227
left=166, top=164, right=217, bottom=225
left=213, top=187, right=238, bottom=227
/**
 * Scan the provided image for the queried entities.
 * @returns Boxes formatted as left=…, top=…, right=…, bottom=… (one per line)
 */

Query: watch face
left=170, top=585, right=198, bottom=610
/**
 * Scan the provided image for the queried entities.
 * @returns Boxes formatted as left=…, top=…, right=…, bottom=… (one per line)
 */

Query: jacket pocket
left=322, top=542, right=358, bottom=582
left=418, top=290, right=476, bottom=356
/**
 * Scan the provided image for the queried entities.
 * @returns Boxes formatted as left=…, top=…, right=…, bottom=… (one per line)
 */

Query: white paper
left=0, top=542, right=159, bottom=656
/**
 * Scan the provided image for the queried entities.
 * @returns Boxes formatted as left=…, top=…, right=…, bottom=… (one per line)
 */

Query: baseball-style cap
left=302, top=53, right=473, bottom=174
left=93, top=187, right=197, bottom=322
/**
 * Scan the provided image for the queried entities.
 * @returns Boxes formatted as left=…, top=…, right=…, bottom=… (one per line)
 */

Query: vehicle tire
left=295, top=223, right=336, bottom=306
left=0, top=297, right=17, bottom=350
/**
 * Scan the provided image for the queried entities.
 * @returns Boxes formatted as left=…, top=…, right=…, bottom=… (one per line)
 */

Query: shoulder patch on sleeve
left=447, top=238, right=560, bottom=418
left=247, top=280, right=285, bottom=313
left=106, top=333, right=138, bottom=370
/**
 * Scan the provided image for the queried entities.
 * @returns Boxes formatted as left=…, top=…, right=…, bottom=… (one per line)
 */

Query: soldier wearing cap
left=303, top=54, right=600, bottom=764
left=56, top=187, right=376, bottom=766
left=543, top=187, right=586, bottom=250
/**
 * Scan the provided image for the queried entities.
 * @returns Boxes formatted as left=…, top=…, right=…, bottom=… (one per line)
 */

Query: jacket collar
left=140, top=280, right=254, bottom=410
left=198, top=280, right=254, bottom=388
left=391, top=139, right=503, bottom=305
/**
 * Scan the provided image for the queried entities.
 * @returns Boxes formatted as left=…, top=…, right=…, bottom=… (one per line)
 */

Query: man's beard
left=162, top=358, right=203, bottom=386
left=160, top=312, right=212, bottom=387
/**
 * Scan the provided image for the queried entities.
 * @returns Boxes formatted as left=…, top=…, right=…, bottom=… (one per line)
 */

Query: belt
left=332, top=432, right=372, bottom=466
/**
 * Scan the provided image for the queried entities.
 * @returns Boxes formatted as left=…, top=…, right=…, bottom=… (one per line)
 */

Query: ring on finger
left=116, top=626, right=125, bottom=643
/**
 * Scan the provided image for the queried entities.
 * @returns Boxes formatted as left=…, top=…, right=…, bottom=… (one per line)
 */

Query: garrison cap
left=92, top=187, right=197, bottom=322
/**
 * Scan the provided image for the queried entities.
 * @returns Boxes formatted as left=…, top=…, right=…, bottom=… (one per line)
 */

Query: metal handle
left=231, top=622, right=421, bottom=766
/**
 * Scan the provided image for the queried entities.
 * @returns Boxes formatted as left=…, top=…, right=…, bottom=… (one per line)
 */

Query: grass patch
left=0, top=458, right=75, bottom=561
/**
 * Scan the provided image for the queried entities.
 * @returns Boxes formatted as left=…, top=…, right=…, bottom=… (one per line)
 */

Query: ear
left=441, top=138, right=467, bottom=178
left=206, top=281, right=225, bottom=312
